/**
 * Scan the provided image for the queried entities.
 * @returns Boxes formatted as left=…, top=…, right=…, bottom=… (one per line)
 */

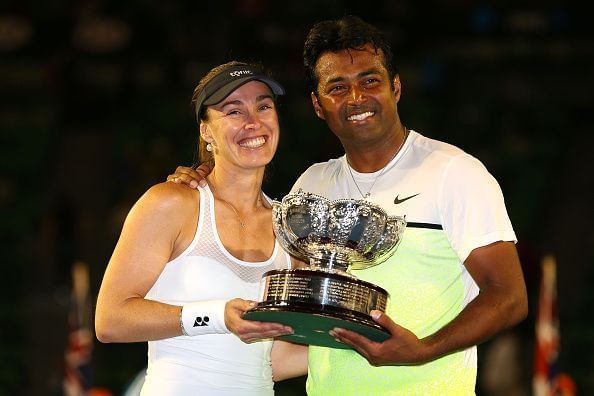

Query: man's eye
left=259, top=104, right=273, bottom=111
left=226, top=110, right=241, bottom=116
left=329, top=85, right=346, bottom=93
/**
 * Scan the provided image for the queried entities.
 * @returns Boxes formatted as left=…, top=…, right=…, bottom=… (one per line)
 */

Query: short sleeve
left=438, top=154, right=517, bottom=262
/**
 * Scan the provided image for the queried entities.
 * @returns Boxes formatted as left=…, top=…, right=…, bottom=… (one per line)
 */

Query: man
left=170, top=15, right=527, bottom=395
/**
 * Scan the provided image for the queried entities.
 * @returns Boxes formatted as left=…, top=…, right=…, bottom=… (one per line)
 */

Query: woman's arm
left=271, top=340, right=308, bottom=382
left=95, top=182, right=294, bottom=343
left=95, top=182, right=198, bottom=342
left=290, top=256, right=308, bottom=269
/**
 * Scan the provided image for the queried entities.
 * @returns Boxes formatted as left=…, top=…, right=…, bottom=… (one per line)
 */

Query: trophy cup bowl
left=243, top=189, right=406, bottom=349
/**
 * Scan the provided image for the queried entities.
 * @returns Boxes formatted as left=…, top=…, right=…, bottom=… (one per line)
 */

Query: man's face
left=311, top=43, right=401, bottom=149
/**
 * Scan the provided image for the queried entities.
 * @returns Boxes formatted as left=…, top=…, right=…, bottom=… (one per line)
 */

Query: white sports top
left=293, top=130, right=516, bottom=395
left=140, top=185, right=291, bottom=396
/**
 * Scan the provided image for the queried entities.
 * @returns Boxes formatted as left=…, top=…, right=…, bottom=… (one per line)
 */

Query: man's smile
left=347, top=111, right=375, bottom=122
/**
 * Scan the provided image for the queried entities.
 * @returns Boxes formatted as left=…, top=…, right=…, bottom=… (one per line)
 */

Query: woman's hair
left=191, top=61, right=249, bottom=167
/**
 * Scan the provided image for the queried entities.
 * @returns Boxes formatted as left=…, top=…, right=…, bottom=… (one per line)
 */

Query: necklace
left=209, top=182, right=262, bottom=229
left=347, top=127, right=409, bottom=200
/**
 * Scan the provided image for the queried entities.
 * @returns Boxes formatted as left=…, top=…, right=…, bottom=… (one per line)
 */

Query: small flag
left=63, top=262, right=94, bottom=396
left=532, top=255, right=575, bottom=396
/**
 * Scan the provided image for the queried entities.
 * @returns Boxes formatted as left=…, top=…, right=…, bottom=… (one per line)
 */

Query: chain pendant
left=347, top=127, right=409, bottom=201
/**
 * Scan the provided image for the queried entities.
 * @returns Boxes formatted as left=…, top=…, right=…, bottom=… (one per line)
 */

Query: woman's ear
left=199, top=122, right=212, bottom=143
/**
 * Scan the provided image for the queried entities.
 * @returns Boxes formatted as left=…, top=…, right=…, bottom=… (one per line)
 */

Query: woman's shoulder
left=134, top=182, right=200, bottom=219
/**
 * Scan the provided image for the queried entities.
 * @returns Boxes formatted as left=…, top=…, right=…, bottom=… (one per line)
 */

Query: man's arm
left=331, top=240, right=528, bottom=365
left=166, top=164, right=212, bottom=188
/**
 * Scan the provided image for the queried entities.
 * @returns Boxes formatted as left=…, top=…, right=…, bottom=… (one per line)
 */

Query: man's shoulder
left=300, top=156, right=344, bottom=178
left=411, top=130, right=467, bottom=158
left=410, top=130, right=488, bottom=173
left=291, top=156, right=344, bottom=193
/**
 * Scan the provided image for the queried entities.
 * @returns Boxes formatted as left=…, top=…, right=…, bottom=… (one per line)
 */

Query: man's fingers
left=180, top=173, right=200, bottom=188
left=166, top=174, right=179, bottom=182
left=331, top=328, right=375, bottom=347
left=194, top=164, right=211, bottom=186
left=330, top=329, right=373, bottom=359
left=166, top=170, right=200, bottom=188
left=179, top=166, right=208, bottom=187
left=195, top=163, right=212, bottom=174
left=166, top=165, right=210, bottom=188
left=370, top=310, right=396, bottom=332
left=332, top=328, right=379, bottom=351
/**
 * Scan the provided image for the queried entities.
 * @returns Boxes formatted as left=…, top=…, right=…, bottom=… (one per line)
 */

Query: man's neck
left=344, top=125, right=408, bottom=173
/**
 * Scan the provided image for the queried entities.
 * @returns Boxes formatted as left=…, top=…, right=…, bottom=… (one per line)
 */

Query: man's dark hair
left=303, top=15, right=397, bottom=95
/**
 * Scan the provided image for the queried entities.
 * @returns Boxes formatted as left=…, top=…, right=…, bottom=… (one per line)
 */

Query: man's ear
left=311, top=92, right=325, bottom=120
left=392, top=75, right=401, bottom=101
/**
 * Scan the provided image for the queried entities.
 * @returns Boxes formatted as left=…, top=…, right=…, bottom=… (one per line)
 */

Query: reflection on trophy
left=243, top=189, right=406, bottom=349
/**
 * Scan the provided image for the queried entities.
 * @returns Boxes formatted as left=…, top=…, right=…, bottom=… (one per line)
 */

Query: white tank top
left=141, top=185, right=291, bottom=396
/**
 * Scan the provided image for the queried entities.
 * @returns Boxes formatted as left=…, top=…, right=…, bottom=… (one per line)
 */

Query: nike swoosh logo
left=394, top=193, right=419, bottom=205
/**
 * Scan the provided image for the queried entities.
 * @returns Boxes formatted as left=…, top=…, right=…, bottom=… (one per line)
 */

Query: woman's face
left=201, top=80, right=280, bottom=171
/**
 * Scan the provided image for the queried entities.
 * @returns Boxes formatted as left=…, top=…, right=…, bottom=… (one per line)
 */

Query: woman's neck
left=206, top=166, right=267, bottom=211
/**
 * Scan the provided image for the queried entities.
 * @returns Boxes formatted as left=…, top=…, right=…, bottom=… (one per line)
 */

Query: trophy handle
left=272, top=202, right=307, bottom=260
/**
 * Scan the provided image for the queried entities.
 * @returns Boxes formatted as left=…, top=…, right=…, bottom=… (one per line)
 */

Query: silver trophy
left=243, top=189, right=406, bottom=349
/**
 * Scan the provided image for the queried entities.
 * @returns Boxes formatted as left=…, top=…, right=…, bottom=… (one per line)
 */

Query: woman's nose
left=244, top=110, right=261, bottom=129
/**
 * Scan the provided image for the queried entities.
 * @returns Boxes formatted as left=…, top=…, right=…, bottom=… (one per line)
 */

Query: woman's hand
left=224, top=298, right=293, bottom=343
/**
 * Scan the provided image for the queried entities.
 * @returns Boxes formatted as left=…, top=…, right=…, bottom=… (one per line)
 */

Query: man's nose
left=348, top=85, right=366, bottom=105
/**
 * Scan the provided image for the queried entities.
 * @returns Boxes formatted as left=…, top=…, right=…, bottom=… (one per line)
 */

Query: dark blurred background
left=1, top=1, right=593, bottom=395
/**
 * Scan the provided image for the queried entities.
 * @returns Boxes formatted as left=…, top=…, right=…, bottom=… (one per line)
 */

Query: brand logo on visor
left=230, top=70, right=253, bottom=77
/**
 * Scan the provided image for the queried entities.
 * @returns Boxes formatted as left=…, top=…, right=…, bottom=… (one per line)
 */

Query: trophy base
left=243, top=306, right=390, bottom=349
left=244, top=269, right=390, bottom=349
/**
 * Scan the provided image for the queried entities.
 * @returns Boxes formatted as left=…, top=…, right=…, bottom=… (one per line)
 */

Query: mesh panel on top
left=187, top=185, right=289, bottom=283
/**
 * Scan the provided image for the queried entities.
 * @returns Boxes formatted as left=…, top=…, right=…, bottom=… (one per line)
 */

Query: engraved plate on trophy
left=243, top=189, right=406, bottom=349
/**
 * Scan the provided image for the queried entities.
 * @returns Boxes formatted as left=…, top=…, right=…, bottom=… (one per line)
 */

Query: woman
left=95, top=61, right=307, bottom=395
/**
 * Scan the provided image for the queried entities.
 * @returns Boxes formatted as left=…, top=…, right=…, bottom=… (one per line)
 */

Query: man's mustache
left=345, top=105, right=376, bottom=118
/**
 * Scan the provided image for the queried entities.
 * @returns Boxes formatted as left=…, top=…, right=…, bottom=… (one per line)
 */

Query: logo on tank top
left=394, top=193, right=419, bottom=205
left=193, top=316, right=210, bottom=327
